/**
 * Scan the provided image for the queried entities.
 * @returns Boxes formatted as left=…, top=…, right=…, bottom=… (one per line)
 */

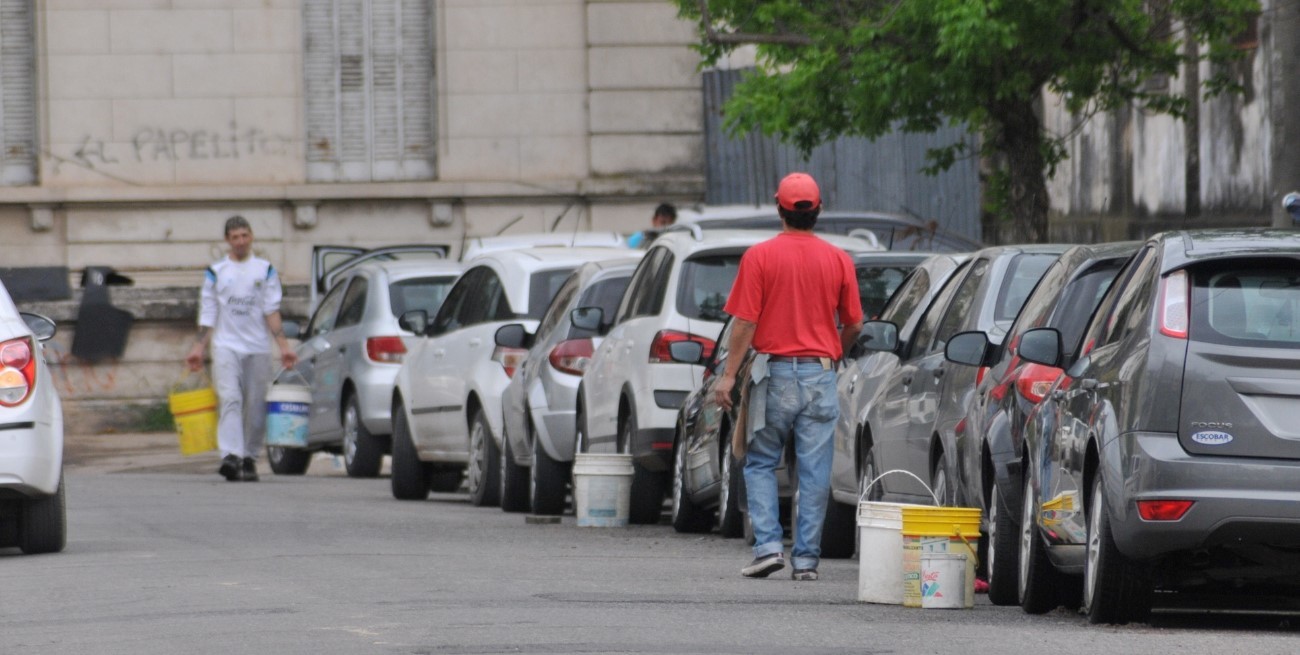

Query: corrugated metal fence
left=703, top=69, right=982, bottom=242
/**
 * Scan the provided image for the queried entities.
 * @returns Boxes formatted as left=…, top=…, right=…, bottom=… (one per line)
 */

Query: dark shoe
left=742, top=553, right=785, bottom=578
left=791, top=568, right=819, bottom=581
left=241, top=457, right=259, bottom=482
left=218, top=455, right=241, bottom=481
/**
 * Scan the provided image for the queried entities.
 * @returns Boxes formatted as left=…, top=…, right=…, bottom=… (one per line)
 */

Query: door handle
left=433, top=349, right=445, bottom=358
left=902, top=376, right=913, bottom=386
left=338, top=345, right=347, bottom=355
left=1051, top=389, right=1065, bottom=401
left=933, top=368, right=945, bottom=380
left=469, top=338, right=481, bottom=347
left=1079, top=379, right=1098, bottom=390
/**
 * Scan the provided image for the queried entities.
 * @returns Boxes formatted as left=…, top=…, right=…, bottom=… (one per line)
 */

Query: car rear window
left=1191, top=260, right=1300, bottom=347
left=528, top=268, right=578, bottom=319
left=995, top=254, right=1057, bottom=324
left=388, top=276, right=457, bottom=318
left=677, top=253, right=742, bottom=322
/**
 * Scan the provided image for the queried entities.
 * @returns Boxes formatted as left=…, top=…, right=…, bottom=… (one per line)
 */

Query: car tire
left=670, top=436, right=712, bottom=534
left=1019, top=472, right=1065, bottom=614
left=931, top=450, right=955, bottom=506
left=267, top=445, right=311, bottom=475
left=718, top=438, right=745, bottom=539
left=530, top=417, right=570, bottom=516
left=499, top=425, right=530, bottom=513
left=623, top=412, right=666, bottom=525
left=390, top=400, right=432, bottom=501
left=467, top=409, right=501, bottom=508
left=343, top=394, right=383, bottom=478
left=19, top=475, right=66, bottom=555
left=987, top=478, right=1022, bottom=606
left=1084, top=473, right=1152, bottom=624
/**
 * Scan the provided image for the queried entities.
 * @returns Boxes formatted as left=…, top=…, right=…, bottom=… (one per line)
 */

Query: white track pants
left=213, top=348, right=272, bottom=460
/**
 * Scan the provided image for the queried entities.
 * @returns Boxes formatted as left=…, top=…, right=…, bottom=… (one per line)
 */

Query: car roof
left=966, top=243, right=1074, bottom=260
left=466, top=248, right=644, bottom=314
left=346, top=259, right=464, bottom=282
left=669, top=205, right=982, bottom=251
left=851, top=251, right=938, bottom=265
left=648, top=228, right=881, bottom=255
left=1160, top=229, right=1300, bottom=271
left=460, top=232, right=626, bottom=261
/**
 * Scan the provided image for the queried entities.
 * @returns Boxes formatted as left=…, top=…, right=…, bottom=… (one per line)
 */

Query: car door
left=307, top=274, right=368, bottom=442
left=287, top=280, right=346, bottom=428
left=406, top=267, right=486, bottom=448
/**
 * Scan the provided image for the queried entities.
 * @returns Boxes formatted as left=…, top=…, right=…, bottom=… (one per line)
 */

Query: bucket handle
left=274, top=366, right=309, bottom=387
left=860, top=468, right=940, bottom=506
left=954, top=528, right=979, bottom=569
left=171, top=366, right=212, bottom=393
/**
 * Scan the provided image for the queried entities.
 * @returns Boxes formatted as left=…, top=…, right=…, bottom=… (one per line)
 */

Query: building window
left=0, top=0, right=37, bottom=186
left=304, top=0, right=436, bottom=182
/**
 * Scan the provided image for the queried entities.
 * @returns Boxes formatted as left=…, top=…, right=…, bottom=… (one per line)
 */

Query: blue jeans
left=744, top=361, right=838, bottom=571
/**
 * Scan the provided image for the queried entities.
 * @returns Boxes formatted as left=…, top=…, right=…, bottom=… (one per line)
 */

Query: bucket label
left=266, top=402, right=309, bottom=448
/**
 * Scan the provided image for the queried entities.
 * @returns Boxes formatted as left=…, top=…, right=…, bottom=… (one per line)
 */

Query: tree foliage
left=676, top=0, right=1259, bottom=241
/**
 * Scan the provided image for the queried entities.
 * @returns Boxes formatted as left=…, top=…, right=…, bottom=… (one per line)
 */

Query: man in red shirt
left=716, top=172, right=863, bottom=581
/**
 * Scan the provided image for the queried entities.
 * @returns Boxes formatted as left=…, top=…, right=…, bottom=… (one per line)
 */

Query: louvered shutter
left=0, top=0, right=37, bottom=186
left=305, top=0, right=435, bottom=182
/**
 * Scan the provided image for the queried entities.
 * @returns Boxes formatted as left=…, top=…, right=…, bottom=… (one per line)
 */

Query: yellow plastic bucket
left=169, top=376, right=218, bottom=456
left=901, top=505, right=981, bottom=608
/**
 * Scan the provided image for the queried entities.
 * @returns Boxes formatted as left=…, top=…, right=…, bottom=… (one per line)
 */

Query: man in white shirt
left=186, top=216, right=298, bottom=481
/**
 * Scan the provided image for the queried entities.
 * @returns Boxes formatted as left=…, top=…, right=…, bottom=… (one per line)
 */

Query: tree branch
left=694, top=0, right=814, bottom=47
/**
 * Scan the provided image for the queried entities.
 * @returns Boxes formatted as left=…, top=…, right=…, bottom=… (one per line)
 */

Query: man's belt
left=766, top=355, right=835, bottom=370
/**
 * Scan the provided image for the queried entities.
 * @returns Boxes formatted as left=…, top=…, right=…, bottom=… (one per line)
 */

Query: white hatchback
left=0, top=281, right=65, bottom=554
left=577, top=228, right=882, bottom=524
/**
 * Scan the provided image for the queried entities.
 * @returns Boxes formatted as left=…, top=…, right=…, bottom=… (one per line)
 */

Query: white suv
left=0, top=283, right=65, bottom=555
left=576, top=228, right=881, bottom=524
left=390, top=246, right=635, bottom=504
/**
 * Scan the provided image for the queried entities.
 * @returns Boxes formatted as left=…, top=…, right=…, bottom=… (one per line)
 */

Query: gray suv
left=1016, top=229, right=1300, bottom=624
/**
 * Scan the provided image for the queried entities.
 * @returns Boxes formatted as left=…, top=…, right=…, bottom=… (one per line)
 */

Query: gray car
left=270, top=259, right=462, bottom=477
left=496, top=256, right=642, bottom=515
left=1016, top=229, right=1300, bottom=624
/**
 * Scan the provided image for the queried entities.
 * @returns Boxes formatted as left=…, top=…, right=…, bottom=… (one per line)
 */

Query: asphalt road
left=4, top=435, right=1300, bottom=654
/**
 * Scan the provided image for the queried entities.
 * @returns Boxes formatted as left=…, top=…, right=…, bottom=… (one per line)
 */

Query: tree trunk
left=997, top=101, right=1051, bottom=243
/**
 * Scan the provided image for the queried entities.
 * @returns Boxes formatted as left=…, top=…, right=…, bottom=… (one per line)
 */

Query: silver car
left=270, top=259, right=462, bottom=477
left=496, top=256, right=643, bottom=514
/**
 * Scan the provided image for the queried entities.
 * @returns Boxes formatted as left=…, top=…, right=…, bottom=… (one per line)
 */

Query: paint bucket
left=920, top=552, right=968, bottom=609
left=169, top=375, right=218, bottom=456
left=265, top=384, right=311, bottom=448
left=857, top=501, right=908, bottom=604
left=572, top=453, right=634, bottom=527
left=901, top=505, right=981, bottom=609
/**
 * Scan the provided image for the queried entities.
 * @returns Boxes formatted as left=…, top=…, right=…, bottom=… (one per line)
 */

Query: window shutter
left=0, top=0, right=36, bottom=186
left=304, top=0, right=435, bottom=183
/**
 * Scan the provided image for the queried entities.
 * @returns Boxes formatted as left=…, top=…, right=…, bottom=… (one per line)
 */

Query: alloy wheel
left=1085, top=480, right=1102, bottom=610
left=468, top=418, right=486, bottom=495
left=342, top=403, right=359, bottom=468
left=1018, top=475, right=1034, bottom=599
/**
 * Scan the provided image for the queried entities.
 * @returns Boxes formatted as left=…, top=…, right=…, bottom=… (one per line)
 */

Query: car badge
left=1191, top=430, right=1234, bottom=446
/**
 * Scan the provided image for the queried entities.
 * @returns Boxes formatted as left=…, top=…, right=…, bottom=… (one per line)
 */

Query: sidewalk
left=64, top=431, right=352, bottom=477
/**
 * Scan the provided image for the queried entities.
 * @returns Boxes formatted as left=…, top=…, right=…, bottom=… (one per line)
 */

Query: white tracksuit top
left=198, top=255, right=283, bottom=355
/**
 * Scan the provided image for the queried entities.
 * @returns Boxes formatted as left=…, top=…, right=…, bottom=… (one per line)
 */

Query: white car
left=0, top=282, right=65, bottom=555
left=390, top=246, right=637, bottom=504
left=577, top=228, right=882, bottom=524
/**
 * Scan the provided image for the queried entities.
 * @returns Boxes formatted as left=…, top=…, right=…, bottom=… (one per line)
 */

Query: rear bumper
left=1111, top=431, right=1300, bottom=560
left=0, top=420, right=63, bottom=497
left=631, top=426, right=675, bottom=471
left=354, top=363, right=401, bottom=436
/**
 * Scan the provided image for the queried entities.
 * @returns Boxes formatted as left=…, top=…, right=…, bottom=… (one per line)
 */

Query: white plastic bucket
left=920, top=552, right=968, bottom=609
left=857, top=501, right=906, bottom=604
left=266, top=384, right=311, bottom=448
left=572, top=453, right=634, bottom=527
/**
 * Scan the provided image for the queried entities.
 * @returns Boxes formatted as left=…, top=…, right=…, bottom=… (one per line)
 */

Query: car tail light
left=1159, top=270, right=1189, bottom=339
left=1136, top=499, right=1193, bottom=521
left=0, top=337, right=36, bottom=406
left=648, top=330, right=716, bottom=364
left=1016, top=363, right=1062, bottom=403
left=366, top=336, right=407, bottom=363
left=493, top=345, right=528, bottom=378
left=549, top=338, right=594, bottom=376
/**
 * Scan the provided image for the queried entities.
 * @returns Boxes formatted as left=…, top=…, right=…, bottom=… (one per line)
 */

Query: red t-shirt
left=723, top=232, right=863, bottom=359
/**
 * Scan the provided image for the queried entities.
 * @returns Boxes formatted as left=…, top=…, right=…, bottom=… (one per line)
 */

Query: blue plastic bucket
left=266, top=384, right=311, bottom=448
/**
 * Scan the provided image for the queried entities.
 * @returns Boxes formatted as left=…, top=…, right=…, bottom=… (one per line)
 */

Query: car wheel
left=1084, top=473, right=1152, bottom=624
left=19, top=474, right=66, bottom=554
left=467, top=409, right=501, bottom=508
left=530, top=417, right=570, bottom=516
left=499, top=424, right=530, bottom=513
left=931, top=451, right=955, bottom=506
left=718, top=438, right=744, bottom=538
left=623, top=411, right=666, bottom=525
left=342, top=394, right=383, bottom=478
left=987, top=479, right=1022, bottom=606
left=390, top=400, right=432, bottom=500
left=267, top=445, right=311, bottom=475
left=1019, top=472, right=1065, bottom=614
left=670, top=436, right=712, bottom=534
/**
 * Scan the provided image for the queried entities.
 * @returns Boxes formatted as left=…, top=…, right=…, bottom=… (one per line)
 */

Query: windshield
left=677, top=253, right=743, bottom=322
left=528, top=268, right=578, bottom=319
left=388, top=276, right=458, bottom=318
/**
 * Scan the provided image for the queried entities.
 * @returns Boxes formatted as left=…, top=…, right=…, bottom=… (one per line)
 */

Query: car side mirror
left=1066, top=355, right=1091, bottom=379
left=20, top=312, right=56, bottom=342
left=494, top=323, right=531, bottom=349
left=668, top=340, right=704, bottom=364
left=945, top=331, right=991, bottom=367
left=859, top=320, right=900, bottom=353
left=570, top=307, right=604, bottom=332
left=1017, top=328, right=1062, bottom=368
left=280, top=319, right=301, bottom=340
left=399, top=310, right=429, bottom=336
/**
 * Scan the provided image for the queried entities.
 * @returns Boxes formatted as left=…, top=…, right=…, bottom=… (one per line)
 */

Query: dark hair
left=778, top=206, right=820, bottom=230
left=224, top=215, right=252, bottom=236
left=654, top=203, right=677, bottom=222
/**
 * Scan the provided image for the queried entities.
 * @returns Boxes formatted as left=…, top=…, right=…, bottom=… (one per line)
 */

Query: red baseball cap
left=775, top=172, right=821, bottom=211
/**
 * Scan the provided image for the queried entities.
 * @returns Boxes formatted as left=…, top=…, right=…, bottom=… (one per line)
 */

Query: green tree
left=676, top=0, right=1258, bottom=242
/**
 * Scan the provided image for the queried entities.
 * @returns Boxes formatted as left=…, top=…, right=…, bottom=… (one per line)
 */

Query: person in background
left=186, top=216, right=298, bottom=482
left=716, top=173, right=863, bottom=581
left=627, top=203, right=677, bottom=248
